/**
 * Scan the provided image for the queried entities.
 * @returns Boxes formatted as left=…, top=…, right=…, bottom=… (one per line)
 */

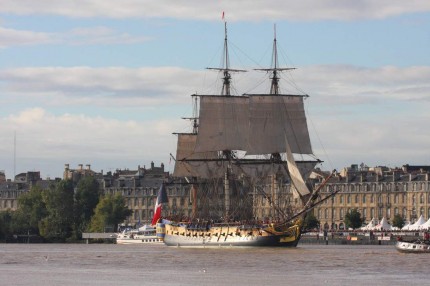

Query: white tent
left=374, top=217, right=392, bottom=231
left=409, top=215, right=426, bottom=231
left=401, top=222, right=411, bottom=231
left=360, top=218, right=377, bottom=230
left=418, top=218, right=430, bottom=230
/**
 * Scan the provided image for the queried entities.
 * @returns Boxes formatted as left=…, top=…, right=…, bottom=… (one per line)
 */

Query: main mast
left=255, top=24, right=296, bottom=96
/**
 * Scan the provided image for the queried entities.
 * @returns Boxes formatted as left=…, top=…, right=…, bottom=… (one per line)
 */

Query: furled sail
left=247, top=95, right=312, bottom=155
left=194, top=95, right=249, bottom=153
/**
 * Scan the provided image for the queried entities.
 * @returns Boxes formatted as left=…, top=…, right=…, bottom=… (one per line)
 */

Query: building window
left=340, top=208, right=344, bottom=219
left=347, top=195, right=351, bottom=204
left=370, top=208, right=374, bottom=218
left=355, top=195, right=359, bottom=204
left=378, top=195, right=382, bottom=204
left=402, top=194, right=406, bottom=204
left=378, top=207, right=383, bottom=218
left=402, top=207, right=407, bottom=219
left=370, top=195, right=374, bottom=203
left=394, top=207, right=398, bottom=215
left=420, top=194, right=424, bottom=204
left=318, top=209, right=321, bottom=219
left=394, top=194, right=398, bottom=204
left=339, top=195, right=343, bottom=204
left=420, top=207, right=424, bottom=216
left=362, top=195, right=366, bottom=204
left=412, top=195, right=416, bottom=205
left=387, top=195, right=391, bottom=204
left=363, top=208, right=367, bottom=219
left=324, top=209, right=328, bottom=219
left=333, top=209, right=337, bottom=220
left=387, top=208, right=391, bottom=219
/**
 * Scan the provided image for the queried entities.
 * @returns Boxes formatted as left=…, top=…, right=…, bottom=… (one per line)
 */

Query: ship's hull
left=395, top=240, right=430, bottom=253
left=162, top=223, right=301, bottom=247
left=116, top=236, right=163, bottom=244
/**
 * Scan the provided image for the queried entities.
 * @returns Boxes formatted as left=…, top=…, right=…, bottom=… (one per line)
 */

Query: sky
left=1, top=1, right=430, bottom=180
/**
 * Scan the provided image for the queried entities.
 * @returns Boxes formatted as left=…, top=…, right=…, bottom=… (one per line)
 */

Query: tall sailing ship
left=162, top=23, right=335, bottom=247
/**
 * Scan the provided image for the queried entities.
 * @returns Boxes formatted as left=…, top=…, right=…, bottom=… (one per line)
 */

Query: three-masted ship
left=162, top=23, right=334, bottom=247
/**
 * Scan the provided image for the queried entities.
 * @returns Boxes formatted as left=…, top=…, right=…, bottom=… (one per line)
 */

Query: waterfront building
left=314, top=164, right=430, bottom=230
left=3, top=162, right=430, bottom=232
left=0, top=171, right=57, bottom=211
left=0, top=171, right=5, bottom=183
left=97, top=162, right=192, bottom=226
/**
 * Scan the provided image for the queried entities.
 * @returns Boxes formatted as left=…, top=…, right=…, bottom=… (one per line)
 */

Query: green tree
left=304, top=212, right=320, bottom=230
left=10, top=186, right=47, bottom=236
left=89, top=193, right=132, bottom=233
left=0, top=210, right=13, bottom=242
left=392, top=214, right=405, bottom=229
left=73, top=176, right=101, bottom=239
left=344, top=208, right=363, bottom=230
left=39, top=180, right=75, bottom=241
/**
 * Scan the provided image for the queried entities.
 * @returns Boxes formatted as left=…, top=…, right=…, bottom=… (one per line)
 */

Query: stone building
left=99, top=162, right=192, bottom=226
left=314, top=164, right=430, bottom=230
left=0, top=171, right=57, bottom=211
left=0, top=171, right=5, bottom=183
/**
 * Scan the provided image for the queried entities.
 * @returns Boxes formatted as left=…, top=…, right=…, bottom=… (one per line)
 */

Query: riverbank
left=300, top=231, right=425, bottom=245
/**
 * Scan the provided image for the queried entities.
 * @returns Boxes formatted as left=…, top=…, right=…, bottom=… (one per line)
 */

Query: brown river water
left=0, top=243, right=427, bottom=285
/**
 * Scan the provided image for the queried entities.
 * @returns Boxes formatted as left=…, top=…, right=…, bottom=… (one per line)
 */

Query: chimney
left=86, top=164, right=91, bottom=170
left=78, top=164, right=83, bottom=170
left=65, top=164, right=69, bottom=170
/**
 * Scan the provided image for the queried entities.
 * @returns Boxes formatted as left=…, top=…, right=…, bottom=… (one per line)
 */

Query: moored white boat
left=116, top=225, right=163, bottom=244
left=395, top=240, right=430, bottom=253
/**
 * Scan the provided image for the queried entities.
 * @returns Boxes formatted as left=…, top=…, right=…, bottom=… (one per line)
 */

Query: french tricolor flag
left=151, top=183, right=168, bottom=225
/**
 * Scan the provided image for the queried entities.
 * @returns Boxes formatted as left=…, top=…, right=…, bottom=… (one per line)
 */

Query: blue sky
left=1, top=1, right=430, bottom=179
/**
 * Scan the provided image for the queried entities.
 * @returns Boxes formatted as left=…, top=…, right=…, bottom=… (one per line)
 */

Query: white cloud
left=0, top=26, right=55, bottom=48
left=0, top=26, right=149, bottom=48
left=0, top=107, right=182, bottom=178
left=0, top=64, right=429, bottom=178
left=0, top=66, right=203, bottom=107
left=1, top=0, right=429, bottom=21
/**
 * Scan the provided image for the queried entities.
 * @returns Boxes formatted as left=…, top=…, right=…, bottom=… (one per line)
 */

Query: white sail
left=285, top=135, right=310, bottom=197
left=173, top=133, right=219, bottom=178
left=247, top=95, right=312, bottom=155
left=194, top=95, right=249, bottom=153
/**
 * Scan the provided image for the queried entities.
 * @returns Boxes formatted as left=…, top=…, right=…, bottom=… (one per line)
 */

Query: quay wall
left=299, top=231, right=425, bottom=245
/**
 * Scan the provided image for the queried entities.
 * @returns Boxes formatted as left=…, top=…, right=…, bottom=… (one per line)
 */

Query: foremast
left=206, top=22, right=246, bottom=220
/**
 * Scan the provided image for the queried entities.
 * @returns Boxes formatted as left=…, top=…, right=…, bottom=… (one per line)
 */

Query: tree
left=11, top=186, right=47, bottom=236
left=392, top=214, right=405, bottom=229
left=0, top=210, right=13, bottom=242
left=73, top=176, right=101, bottom=239
left=88, top=193, right=132, bottom=233
left=304, top=212, right=320, bottom=230
left=344, top=208, right=363, bottom=230
left=39, top=180, right=75, bottom=241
